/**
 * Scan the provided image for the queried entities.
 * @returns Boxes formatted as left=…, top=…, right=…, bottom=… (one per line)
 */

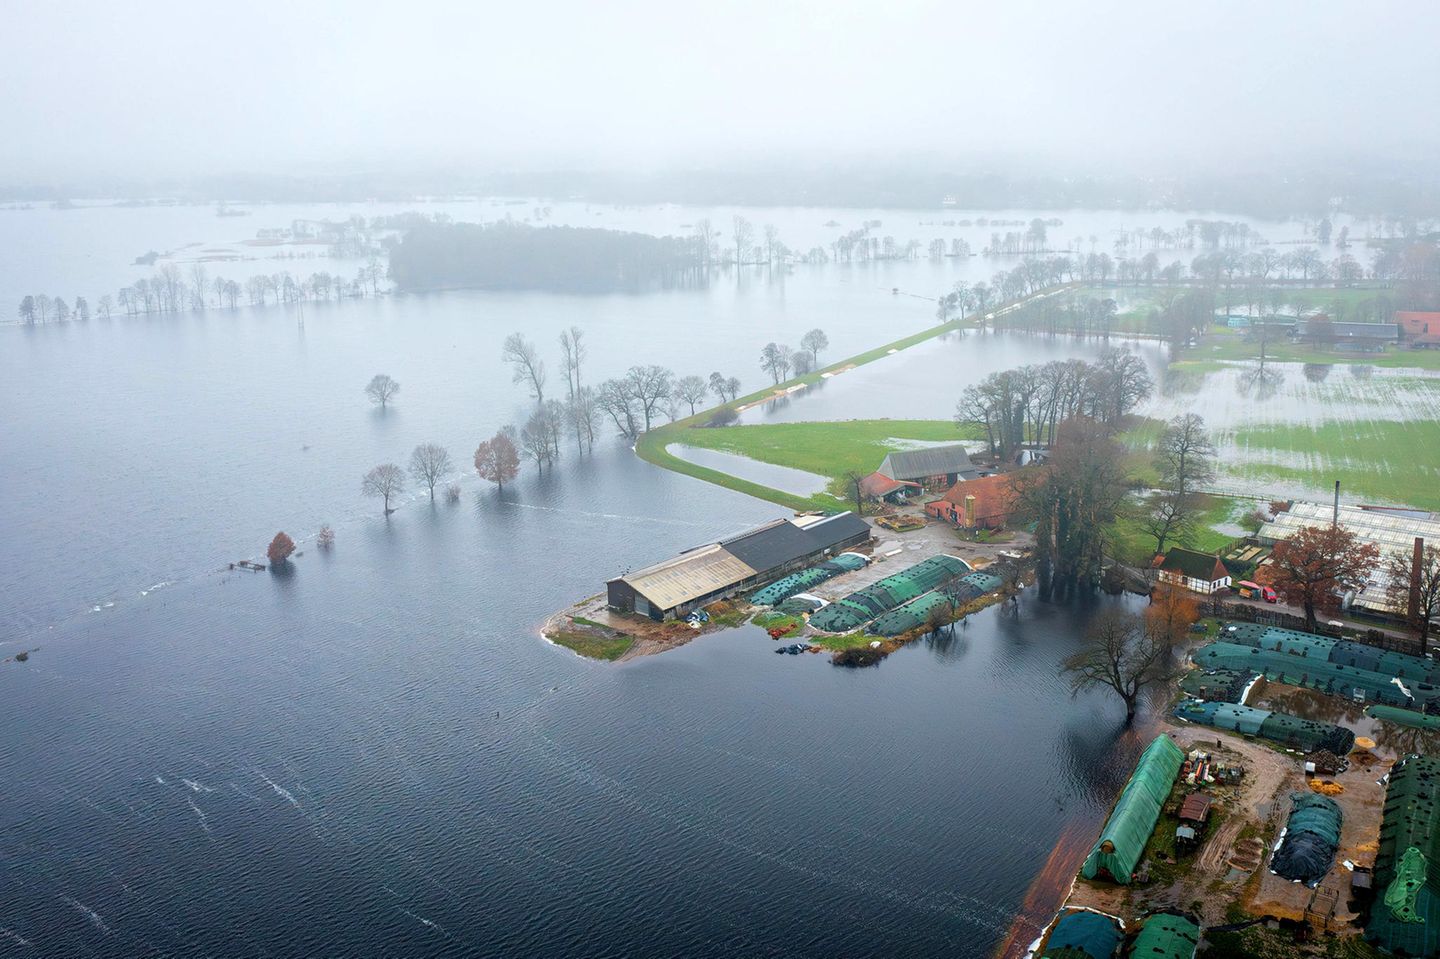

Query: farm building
left=1154, top=547, right=1231, bottom=594
left=1081, top=734, right=1184, bottom=884
left=606, top=513, right=870, bottom=621
left=1297, top=315, right=1400, bottom=351
left=1398, top=311, right=1440, bottom=348
left=924, top=472, right=1022, bottom=529
left=857, top=471, right=921, bottom=505
left=1258, top=501, right=1440, bottom=615
left=876, top=444, right=981, bottom=490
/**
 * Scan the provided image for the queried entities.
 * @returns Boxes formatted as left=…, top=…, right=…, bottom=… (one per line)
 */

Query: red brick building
left=924, top=473, right=1020, bottom=529
left=1398, top=311, right=1440, bottom=349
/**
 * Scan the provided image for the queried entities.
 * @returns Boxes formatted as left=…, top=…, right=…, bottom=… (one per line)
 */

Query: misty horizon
left=3, top=0, right=1438, bottom=185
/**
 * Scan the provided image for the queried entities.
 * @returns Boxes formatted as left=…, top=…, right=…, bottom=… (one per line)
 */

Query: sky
left=2, top=0, right=1438, bottom=182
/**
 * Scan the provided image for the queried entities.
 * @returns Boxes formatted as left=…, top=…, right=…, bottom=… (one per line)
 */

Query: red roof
left=925, top=472, right=1021, bottom=526
left=859, top=471, right=919, bottom=498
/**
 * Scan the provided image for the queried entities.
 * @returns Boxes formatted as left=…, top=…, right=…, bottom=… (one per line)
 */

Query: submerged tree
left=365, top=373, right=400, bottom=408
left=474, top=430, right=521, bottom=491
left=362, top=463, right=405, bottom=514
left=409, top=443, right=453, bottom=499
left=267, top=531, right=296, bottom=565
left=1063, top=609, right=1172, bottom=724
left=1015, top=417, right=1128, bottom=585
left=1266, top=524, right=1379, bottom=631
left=502, top=332, right=547, bottom=402
left=316, top=524, right=335, bottom=549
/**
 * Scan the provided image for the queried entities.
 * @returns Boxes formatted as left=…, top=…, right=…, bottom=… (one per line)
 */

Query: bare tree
left=732, top=215, right=754, bottom=266
left=1145, top=413, right=1217, bottom=554
left=597, top=378, right=640, bottom=437
left=474, top=430, right=521, bottom=491
left=799, top=328, right=829, bottom=368
left=365, top=373, right=400, bottom=408
left=559, top=326, right=586, bottom=443
left=1385, top=543, right=1440, bottom=652
left=502, top=332, right=547, bottom=402
left=409, top=443, right=453, bottom=499
left=1062, top=609, right=1171, bottom=724
left=520, top=408, right=554, bottom=475
left=362, top=463, right=405, bottom=514
left=623, top=365, right=673, bottom=432
left=674, top=375, right=709, bottom=415
left=189, top=264, right=209, bottom=309
left=843, top=470, right=867, bottom=516
left=759, top=342, right=793, bottom=384
left=567, top=384, right=602, bottom=452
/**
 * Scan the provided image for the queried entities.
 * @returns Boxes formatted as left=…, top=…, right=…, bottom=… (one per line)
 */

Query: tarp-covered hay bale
left=1271, top=792, right=1343, bottom=885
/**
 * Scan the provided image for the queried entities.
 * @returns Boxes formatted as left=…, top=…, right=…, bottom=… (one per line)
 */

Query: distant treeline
left=12, top=165, right=1440, bottom=218
left=389, top=221, right=703, bottom=292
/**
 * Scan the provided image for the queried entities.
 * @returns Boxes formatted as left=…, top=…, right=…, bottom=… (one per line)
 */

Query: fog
left=2, top=0, right=1438, bottom=183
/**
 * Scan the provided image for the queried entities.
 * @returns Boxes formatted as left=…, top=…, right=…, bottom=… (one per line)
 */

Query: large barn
left=606, top=513, right=871, bottom=621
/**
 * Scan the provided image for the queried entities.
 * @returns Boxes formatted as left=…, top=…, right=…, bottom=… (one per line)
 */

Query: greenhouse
left=1366, top=704, right=1440, bottom=732
left=1127, top=914, right=1200, bottom=959
left=749, top=553, right=869, bottom=606
left=1219, top=623, right=1440, bottom=686
left=808, top=555, right=970, bottom=632
left=1040, top=909, right=1121, bottom=959
left=1081, top=735, right=1184, bottom=885
left=866, top=570, right=1001, bottom=636
left=1190, top=642, right=1440, bottom=709
left=1271, top=793, right=1343, bottom=885
left=1366, top=756, right=1440, bottom=957
left=1178, top=668, right=1255, bottom=704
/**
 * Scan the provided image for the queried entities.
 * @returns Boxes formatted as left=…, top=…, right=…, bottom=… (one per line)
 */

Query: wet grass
left=1230, top=419, right=1440, bottom=511
left=669, top=419, right=975, bottom=499
left=1109, top=494, right=1240, bottom=567
left=548, top=630, right=634, bottom=661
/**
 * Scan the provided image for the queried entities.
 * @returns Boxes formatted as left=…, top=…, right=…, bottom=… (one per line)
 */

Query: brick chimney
left=1410, top=537, right=1424, bottom=623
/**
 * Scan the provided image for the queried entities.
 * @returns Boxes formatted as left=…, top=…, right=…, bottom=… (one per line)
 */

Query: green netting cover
left=1173, top=699, right=1270, bottom=735
left=808, top=555, right=969, bottom=632
left=1128, top=914, right=1200, bottom=959
left=1366, top=756, right=1440, bottom=957
left=1191, top=642, right=1440, bottom=709
left=1179, top=668, right=1254, bottom=703
left=750, top=553, right=868, bottom=606
left=1221, top=624, right=1440, bottom=685
left=1081, top=735, right=1184, bottom=884
left=1272, top=793, right=1342, bottom=885
left=1367, top=705, right=1440, bottom=732
left=1386, top=847, right=1431, bottom=924
left=1257, top=713, right=1355, bottom=755
left=1042, top=910, right=1121, bottom=959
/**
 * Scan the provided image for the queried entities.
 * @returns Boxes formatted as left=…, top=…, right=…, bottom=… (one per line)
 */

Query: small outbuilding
left=1155, top=547, right=1231, bottom=595
left=857, top=471, right=921, bottom=505
left=1398, top=311, right=1440, bottom=349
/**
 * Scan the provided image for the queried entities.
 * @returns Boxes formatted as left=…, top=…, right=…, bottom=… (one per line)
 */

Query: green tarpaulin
left=1081, top=736, right=1184, bottom=884
left=1366, top=756, right=1440, bottom=957
left=808, top=555, right=969, bottom=632
left=1128, top=914, right=1200, bottom=959
left=1367, top=704, right=1440, bottom=732
left=1041, top=910, right=1121, bottom=959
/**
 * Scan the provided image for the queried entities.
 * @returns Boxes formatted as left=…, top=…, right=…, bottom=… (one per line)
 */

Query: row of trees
left=16, top=260, right=387, bottom=325
left=758, top=329, right=828, bottom=383
left=954, top=350, right=1154, bottom=460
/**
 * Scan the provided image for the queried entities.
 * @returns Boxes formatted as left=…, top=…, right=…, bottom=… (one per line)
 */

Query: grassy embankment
left=635, top=311, right=979, bottom=510
left=547, top=630, right=634, bottom=661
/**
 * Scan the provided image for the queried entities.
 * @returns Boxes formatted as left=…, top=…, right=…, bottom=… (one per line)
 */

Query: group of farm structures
left=544, top=505, right=1031, bottom=665
left=1033, top=618, right=1440, bottom=958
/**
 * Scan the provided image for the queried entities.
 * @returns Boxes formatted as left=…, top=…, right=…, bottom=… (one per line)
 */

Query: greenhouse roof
left=1081, top=735, right=1184, bottom=885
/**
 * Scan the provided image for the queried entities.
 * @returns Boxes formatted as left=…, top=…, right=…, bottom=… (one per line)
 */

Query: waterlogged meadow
left=1148, top=359, right=1440, bottom=509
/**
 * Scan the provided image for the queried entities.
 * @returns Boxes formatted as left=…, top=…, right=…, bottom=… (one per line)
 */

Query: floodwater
left=0, top=200, right=1316, bottom=956
left=666, top=444, right=831, bottom=497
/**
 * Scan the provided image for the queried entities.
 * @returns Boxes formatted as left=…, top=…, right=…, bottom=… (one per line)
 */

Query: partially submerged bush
left=705, top=406, right=739, bottom=428
left=445, top=482, right=462, bottom=503
left=267, top=531, right=296, bottom=565
left=832, top=647, right=884, bottom=668
left=316, top=525, right=335, bottom=549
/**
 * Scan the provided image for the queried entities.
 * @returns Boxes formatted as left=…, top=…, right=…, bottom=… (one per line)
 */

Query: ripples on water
left=0, top=203, right=1182, bottom=955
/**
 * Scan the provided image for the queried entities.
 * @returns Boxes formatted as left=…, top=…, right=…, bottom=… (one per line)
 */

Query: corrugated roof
left=622, top=544, right=758, bottom=611
left=858, top=471, right=917, bottom=498
left=1178, top=794, right=1212, bottom=823
left=722, top=512, right=868, bottom=571
left=878, top=444, right=978, bottom=481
